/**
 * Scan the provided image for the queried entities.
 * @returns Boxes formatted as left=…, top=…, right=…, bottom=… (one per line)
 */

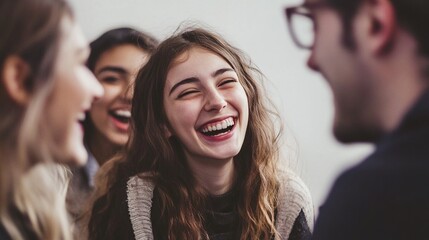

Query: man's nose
left=307, top=50, right=320, bottom=72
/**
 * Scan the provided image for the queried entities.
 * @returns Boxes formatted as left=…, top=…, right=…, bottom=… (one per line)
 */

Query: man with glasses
left=285, top=0, right=429, bottom=239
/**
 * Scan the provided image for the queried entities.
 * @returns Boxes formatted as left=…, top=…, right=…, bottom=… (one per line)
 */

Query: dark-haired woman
left=89, top=27, right=313, bottom=240
left=66, top=27, right=158, bottom=233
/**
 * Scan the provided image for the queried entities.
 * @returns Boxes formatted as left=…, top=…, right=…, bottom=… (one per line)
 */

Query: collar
left=84, top=151, right=100, bottom=188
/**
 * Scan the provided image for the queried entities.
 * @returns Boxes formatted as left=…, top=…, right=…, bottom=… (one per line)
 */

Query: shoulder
left=126, top=174, right=155, bottom=239
left=276, top=169, right=314, bottom=238
left=319, top=161, right=380, bottom=215
left=126, top=174, right=156, bottom=212
left=127, top=174, right=155, bottom=193
left=313, top=162, right=393, bottom=239
left=326, top=158, right=385, bottom=201
left=66, top=167, right=92, bottom=218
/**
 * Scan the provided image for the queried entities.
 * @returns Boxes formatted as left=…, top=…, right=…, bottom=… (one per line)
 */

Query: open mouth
left=200, top=117, right=235, bottom=137
left=109, top=109, right=131, bottom=123
left=77, top=112, right=87, bottom=133
left=77, top=112, right=86, bottom=124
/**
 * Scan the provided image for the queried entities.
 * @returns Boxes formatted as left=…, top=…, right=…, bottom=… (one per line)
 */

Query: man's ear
left=1, top=55, right=31, bottom=105
left=367, top=0, right=396, bottom=55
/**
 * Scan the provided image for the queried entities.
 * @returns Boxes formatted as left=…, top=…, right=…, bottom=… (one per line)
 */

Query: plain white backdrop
left=69, top=0, right=373, bottom=211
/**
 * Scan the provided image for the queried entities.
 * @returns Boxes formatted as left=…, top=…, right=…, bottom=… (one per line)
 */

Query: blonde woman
left=0, top=0, right=103, bottom=239
left=88, top=28, right=313, bottom=240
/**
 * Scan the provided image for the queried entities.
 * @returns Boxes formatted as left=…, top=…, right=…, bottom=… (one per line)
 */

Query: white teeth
left=201, top=117, right=235, bottom=133
left=114, top=109, right=131, bottom=118
left=78, top=112, right=86, bottom=121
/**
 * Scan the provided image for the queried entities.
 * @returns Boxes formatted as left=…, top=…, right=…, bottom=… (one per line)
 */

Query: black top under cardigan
left=89, top=179, right=311, bottom=240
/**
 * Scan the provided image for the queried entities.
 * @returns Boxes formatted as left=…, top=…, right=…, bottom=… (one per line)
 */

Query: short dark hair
left=328, top=0, right=429, bottom=57
left=86, top=27, right=158, bottom=71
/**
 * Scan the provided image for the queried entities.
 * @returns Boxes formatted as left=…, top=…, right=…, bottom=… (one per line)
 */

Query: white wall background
left=69, top=0, right=373, bottom=211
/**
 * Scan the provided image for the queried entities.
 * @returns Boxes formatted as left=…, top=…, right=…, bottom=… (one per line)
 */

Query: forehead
left=169, top=47, right=231, bottom=73
left=96, top=45, right=148, bottom=68
left=165, top=47, right=234, bottom=85
left=59, top=15, right=87, bottom=50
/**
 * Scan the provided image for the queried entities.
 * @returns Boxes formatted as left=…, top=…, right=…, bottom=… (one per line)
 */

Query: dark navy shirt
left=0, top=223, right=11, bottom=240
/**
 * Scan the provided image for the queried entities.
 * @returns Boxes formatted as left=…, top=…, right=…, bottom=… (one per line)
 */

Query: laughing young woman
left=66, top=27, right=158, bottom=225
left=85, top=27, right=158, bottom=167
left=88, top=27, right=313, bottom=240
left=0, top=0, right=103, bottom=239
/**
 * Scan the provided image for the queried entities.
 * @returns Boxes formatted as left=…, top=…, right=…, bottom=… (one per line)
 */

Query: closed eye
left=219, top=79, right=237, bottom=87
left=101, top=76, right=120, bottom=84
left=177, top=89, right=200, bottom=99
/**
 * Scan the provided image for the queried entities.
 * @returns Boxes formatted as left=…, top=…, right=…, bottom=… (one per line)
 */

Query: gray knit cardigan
left=126, top=169, right=314, bottom=240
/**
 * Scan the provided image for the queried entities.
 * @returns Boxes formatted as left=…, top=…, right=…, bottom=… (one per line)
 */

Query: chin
left=213, top=149, right=240, bottom=160
left=66, top=145, right=88, bottom=166
left=108, top=133, right=129, bottom=146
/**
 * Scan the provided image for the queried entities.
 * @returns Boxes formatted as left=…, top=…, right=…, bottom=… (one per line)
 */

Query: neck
left=186, top=156, right=235, bottom=195
left=88, top=131, right=121, bottom=166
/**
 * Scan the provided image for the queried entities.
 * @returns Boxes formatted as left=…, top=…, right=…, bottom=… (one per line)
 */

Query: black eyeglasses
left=285, top=2, right=328, bottom=49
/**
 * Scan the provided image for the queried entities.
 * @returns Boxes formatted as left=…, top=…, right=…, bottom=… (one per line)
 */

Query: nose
left=306, top=49, right=320, bottom=72
left=121, top=82, right=134, bottom=103
left=204, top=90, right=227, bottom=112
left=85, top=68, right=104, bottom=101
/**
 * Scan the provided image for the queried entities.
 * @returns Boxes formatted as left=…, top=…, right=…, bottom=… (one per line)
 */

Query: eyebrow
left=168, top=67, right=235, bottom=96
left=96, top=66, right=128, bottom=75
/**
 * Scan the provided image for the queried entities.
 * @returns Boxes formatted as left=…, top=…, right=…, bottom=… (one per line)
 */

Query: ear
left=366, top=0, right=396, bottom=55
left=1, top=55, right=31, bottom=105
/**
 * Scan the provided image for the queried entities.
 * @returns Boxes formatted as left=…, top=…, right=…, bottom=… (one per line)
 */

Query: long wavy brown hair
left=89, top=27, right=282, bottom=239
left=0, top=0, right=73, bottom=239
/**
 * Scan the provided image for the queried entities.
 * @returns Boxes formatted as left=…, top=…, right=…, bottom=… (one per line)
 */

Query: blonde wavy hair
left=89, top=27, right=282, bottom=239
left=0, top=0, right=74, bottom=239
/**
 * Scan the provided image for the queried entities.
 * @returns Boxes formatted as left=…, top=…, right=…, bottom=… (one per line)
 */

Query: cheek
left=89, top=101, right=106, bottom=122
left=165, top=102, right=200, bottom=133
left=44, top=97, right=74, bottom=149
left=58, top=69, right=89, bottom=109
left=100, top=84, right=121, bottom=101
left=232, top=88, right=249, bottom=111
left=313, top=40, right=332, bottom=68
left=90, top=85, right=121, bottom=113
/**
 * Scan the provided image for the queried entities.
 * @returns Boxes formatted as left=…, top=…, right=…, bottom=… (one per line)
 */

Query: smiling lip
left=199, top=123, right=236, bottom=142
left=110, top=115, right=129, bottom=132
left=108, top=108, right=131, bottom=132
left=198, top=116, right=235, bottom=129
left=77, top=110, right=88, bottom=134
left=201, top=117, right=234, bottom=132
left=77, top=121, right=84, bottom=134
left=198, top=117, right=237, bottom=142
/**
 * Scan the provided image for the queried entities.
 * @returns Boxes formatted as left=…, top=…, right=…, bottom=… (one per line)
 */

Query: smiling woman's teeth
left=114, top=109, right=131, bottom=118
left=110, top=109, right=131, bottom=124
left=201, top=117, right=234, bottom=133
